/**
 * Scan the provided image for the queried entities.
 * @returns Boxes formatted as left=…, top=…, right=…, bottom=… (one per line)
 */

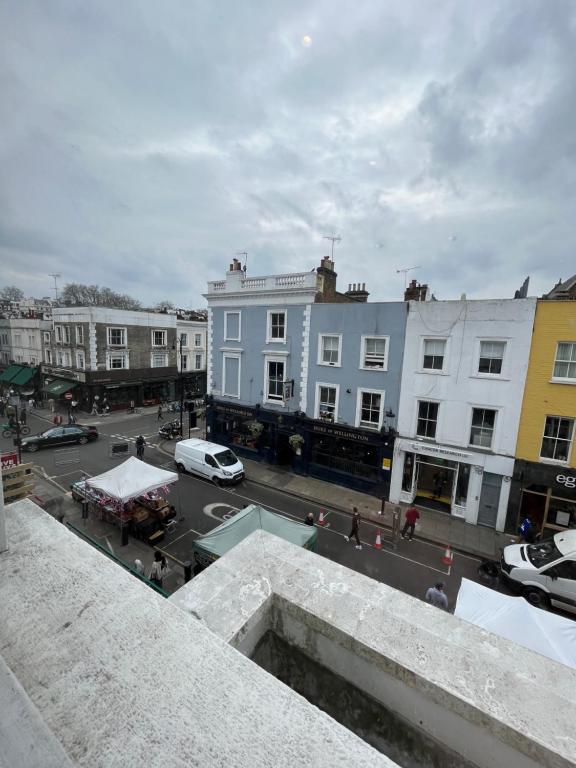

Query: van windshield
left=215, top=449, right=238, bottom=467
left=527, top=540, right=563, bottom=568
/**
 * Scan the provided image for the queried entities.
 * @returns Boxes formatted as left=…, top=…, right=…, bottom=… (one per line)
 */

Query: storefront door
left=477, top=473, right=501, bottom=528
left=414, top=458, right=456, bottom=510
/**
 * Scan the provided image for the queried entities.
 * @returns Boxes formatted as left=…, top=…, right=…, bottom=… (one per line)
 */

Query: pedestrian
left=48, top=398, right=55, bottom=413
left=129, top=400, right=135, bottom=414
left=401, top=504, right=420, bottom=541
left=135, top=435, right=146, bottom=460
left=28, top=397, right=35, bottom=410
left=91, top=401, right=99, bottom=415
left=20, top=406, right=27, bottom=425
left=344, top=507, right=362, bottom=550
left=134, top=559, right=145, bottom=576
left=149, top=551, right=167, bottom=587
left=304, top=511, right=314, bottom=526
left=157, top=404, right=163, bottom=421
left=0, top=400, right=5, bottom=417
left=425, top=581, right=449, bottom=611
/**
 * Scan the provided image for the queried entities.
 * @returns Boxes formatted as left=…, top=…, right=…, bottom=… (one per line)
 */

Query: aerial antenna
left=236, top=251, right=248, bottom=272
left=49, top=273, right=61, bottom=303
left=322, top=234, right=341, bottom=261
left=396, top=265, right=420, bottom=289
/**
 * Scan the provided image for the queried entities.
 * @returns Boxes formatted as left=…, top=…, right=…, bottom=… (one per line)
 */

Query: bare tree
left=0, top=286, right=24, bottom=302
left=155, top=300, right=175, bottom=310
left=61, top=283, right=141, bottom=310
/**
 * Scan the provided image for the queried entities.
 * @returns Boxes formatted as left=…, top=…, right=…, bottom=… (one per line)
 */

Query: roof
left=545, top=274, right=576, bottom=298
left=86, top=456, right=178, bottom=502
left=192, top=504, right=317, bottom=560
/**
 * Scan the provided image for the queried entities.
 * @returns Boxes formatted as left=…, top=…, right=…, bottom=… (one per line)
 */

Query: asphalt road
left=2, top=409, right=488, bottom=609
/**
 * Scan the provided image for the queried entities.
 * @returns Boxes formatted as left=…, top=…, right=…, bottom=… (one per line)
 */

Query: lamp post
left=7, top=391, right=23, bottom=464
left=172, top=334, right=185, bottom=437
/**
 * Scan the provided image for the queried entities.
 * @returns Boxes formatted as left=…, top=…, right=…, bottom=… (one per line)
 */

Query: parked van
left=174, top=439, right=244, bottom=485
left=500, top=529, right=576, bottom=614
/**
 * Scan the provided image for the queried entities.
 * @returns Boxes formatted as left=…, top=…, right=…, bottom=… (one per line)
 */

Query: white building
left=389, top=298, right=537, bottom=531
left=175, top=319, right=207, bottom=375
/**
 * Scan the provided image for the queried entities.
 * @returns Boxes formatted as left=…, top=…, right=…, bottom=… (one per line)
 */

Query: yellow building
left=511, top=298, right=576, bottom=537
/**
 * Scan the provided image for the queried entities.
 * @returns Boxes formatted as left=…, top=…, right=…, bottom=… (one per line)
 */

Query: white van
left=174, top=438, right=244, bottom=485
left=500, top=530, right=576, bottom=614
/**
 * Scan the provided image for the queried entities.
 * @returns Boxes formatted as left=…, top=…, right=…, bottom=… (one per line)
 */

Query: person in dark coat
left=345, top=507, right=362, bottom=550
left=304, top=511, right=314, bottom=526
left=20, top=406, right=27, bottom=425
left=135, top=435, right=146, bottom=459
left=157, top=404, right=163, bottom=421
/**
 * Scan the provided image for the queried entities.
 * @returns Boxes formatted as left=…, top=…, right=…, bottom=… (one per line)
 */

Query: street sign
left=1, top=452, right=19, bottom=470
left=282, top=379, right=294, bottom=404
left=64, top=392, right=73, bottom=401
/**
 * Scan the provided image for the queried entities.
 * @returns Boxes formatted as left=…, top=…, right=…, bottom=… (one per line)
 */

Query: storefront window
left=547, top=497, right=575, bottom=529
left=455, top=464, right=471, bottom=507
left=142, top=381, right=173, bottom=405
left=229, top=419, right=271, bottom=452
left=402, top=453, right=414, bottom=492
left=310, top=435, right=380, bottom=480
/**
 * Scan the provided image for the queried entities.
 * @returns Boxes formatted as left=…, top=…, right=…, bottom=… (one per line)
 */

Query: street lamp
left=7, top=390, right=23, bottom=463
left=172, top=334, right=185, bottom=437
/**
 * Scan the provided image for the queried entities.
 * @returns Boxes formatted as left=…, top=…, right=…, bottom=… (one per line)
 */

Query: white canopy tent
left=455, top=578, right=576, bottom=670
left=85, top=457, right=178, bottom=503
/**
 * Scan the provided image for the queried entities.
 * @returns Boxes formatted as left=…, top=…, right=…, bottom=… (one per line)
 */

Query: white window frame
left=355, top=388, right=385, bottom=431
left=421, top=337, right=447, bottom=373
left=179, top=333, right=188, bottom=347
left=468, top=407, right=498, bottom=450
left=359, top=335, right=389, bottom=371
left=107, top=327, right=126, bottom=347
left=314, top=382, right=340, bottom=422
left=152, top=329, right=167, bottom=347
left=151, top=352, right=168, bottom=368
left=55, top=325, right=62, bottom=343
left=264, top=355, right=286, bottom=404
left=224, top=312, right=241, bottom=342
left=477, top=339, right=507, bottom=377
left=540, top=416, right=575, bottom=465
left=195, top=353, right=202, bottom=370
left=63, top=326, right=71, bottom=344
left=44, top=349, right=52, bottom=364
left=416, top=399, right=440, bottom=439
left=76, top=325, right=84, bottom=345
left=266, top=310, right=287, bottom=343
left=107, top=352, right=128, bottom=370
left=317, top=333, right=342, bottom=367
left=76, top=350, right=85, bottom=370
left=552, top=342, right=576, bottom=383
left=194, top=332, right=203, bottom=347
left=222, top=353, right=241, bottom=398
left=62, top=350, right=71, bottom=367
left=43, top=331, right=51, bottom=345
left=181, top=354, right=188, bottom=371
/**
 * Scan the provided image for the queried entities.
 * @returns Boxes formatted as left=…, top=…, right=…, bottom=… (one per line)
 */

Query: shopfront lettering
left=42, top=365, right=85, bottom=382
left=410, top=442, right=471, bottom=460
left=556, top=474, right=576, bottom=490
left=313, top=424, right=369, bottom=442
left=222, top=406, right=252, bottom=418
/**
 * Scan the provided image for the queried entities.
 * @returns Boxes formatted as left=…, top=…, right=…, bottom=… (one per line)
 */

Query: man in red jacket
left=401, top=505, right=420, bottom=541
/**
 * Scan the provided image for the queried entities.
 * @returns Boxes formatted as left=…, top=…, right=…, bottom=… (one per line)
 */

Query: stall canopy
left=455, top=578, right=576, bottom=670
left=0, top=364, right=36, bottom=385
left=193, top=504, right=317, bottom=564
left=86, top=457, right=178, bottom=503
left=42, top=379, right=77, bottom=396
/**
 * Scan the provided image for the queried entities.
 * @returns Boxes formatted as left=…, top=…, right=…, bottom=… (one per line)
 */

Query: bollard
left=392, top=505, right=401, bottom=549
left=184, top=561, right=193, bottom=583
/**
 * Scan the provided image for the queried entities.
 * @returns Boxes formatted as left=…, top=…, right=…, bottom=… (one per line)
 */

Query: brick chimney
left=344, top=283, right=370, bottom=303
left=316, top=257, right=338, bottom=300
left=228, top=258, right=243, bottom=273
left=404, top=279, right=429, bottom=302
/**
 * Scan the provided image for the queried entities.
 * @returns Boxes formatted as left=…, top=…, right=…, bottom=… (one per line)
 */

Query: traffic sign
left=64, top=392, right=73, bottom=401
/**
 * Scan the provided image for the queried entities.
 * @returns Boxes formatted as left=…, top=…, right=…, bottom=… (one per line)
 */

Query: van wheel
left=212, top=476, right=221, bottom=487
left=523, top=587, right=550, bottom=610
left=176, top=462, right=185, bottom=473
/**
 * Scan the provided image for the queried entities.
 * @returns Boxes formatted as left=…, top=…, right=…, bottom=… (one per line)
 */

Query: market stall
left=71, top=457, right=179, bottom=545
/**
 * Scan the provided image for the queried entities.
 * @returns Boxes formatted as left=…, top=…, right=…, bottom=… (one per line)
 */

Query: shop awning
left=42, top=379, right=78, bottom=396
left=0, top=364, right=22, bottom=383
left=8, top=367, right=36, bottom=387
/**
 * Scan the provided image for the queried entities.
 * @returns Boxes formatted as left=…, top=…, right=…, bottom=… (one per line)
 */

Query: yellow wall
left=516, top=301, right=576, bottom=466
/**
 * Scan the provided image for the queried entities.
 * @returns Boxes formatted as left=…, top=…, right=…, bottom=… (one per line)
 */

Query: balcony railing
left=207, top=272, right=318, bottom=294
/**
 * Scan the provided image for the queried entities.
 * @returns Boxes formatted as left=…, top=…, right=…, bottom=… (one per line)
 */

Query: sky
left=1, top=0, right=575, bottom=307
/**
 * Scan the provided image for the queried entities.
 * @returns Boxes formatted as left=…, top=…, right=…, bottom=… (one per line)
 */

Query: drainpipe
left=0, top=470, right=7, bottom=553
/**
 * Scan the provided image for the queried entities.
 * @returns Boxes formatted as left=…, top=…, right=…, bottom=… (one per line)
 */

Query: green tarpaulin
left=0, top=365, right=22, bottom=383
left=42, top=379, right=78, bottom=396
left=193, top=504, right=317, bottom=565
left=8, top=367, right=36, bottom=387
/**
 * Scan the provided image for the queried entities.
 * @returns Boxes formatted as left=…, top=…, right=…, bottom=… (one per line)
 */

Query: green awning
left=9, top=367, right=36, bottom=387
left=42, top=379, right=78, bottom=396
left=0, top=364, right=21, bottom=383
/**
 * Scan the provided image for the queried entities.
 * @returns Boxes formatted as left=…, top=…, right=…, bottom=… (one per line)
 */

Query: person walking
left=401, top=504, right=420, bottom=541
left=149, top=551, right=167, bottom=587
left=425, top=582, right=449, bottom=611
left=134, top=559, right=145, bottom=576
left=20, top=406, right=27, bottom=425
left=48, top=398, right=55, bottom=413
left=135, top=435, right=146, bottom=460
left=28, top=397, right=35, bottom=411
left=304, top=511, right=314, bottom=526
left=129, top=400, right=135, bottom=414
left=157, top=404, right=163, bottom=421
left=91, top=401, right=100, bottom=415
left=344, top=507, right=362, bottom=550
left=518, top=516, right=535, bottom=543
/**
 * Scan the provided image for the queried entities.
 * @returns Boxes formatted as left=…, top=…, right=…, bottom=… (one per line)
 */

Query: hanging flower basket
left=247, top=420, right=264, bottom=437
left=289, top=433, right=305, bottom=455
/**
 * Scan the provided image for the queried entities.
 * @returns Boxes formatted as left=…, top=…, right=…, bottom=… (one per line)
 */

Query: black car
left=21, top=425, right=99, bottom=452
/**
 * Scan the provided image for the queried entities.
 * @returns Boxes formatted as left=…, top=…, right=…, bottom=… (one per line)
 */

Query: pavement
left=26, top=403, right=515, bottom=561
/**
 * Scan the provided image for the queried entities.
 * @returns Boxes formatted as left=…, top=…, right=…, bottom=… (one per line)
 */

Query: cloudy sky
left=1, top=0, right=575, bottom=307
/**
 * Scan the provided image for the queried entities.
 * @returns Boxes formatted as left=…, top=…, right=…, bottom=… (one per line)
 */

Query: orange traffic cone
left=442, top=545, right=453, bottom=566
left=317, top=509, right=327, bottom=526
left=375, top=530, right=382, bottom=550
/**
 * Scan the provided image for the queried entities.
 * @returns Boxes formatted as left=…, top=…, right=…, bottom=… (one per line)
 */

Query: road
left=2, top=409, right=487, bottom=608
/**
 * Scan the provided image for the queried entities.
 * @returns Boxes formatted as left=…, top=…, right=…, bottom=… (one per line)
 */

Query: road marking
left=203, top=502, right=238, bottom=521
left=166, top=526, right=204, bottom=545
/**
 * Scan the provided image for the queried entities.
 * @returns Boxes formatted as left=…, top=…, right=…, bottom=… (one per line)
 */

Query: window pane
left=423, top=339, right=445, bottom=370
left=267, top=361, right=284, bottom=399
left=271, top=313, right=285, bottom=339
left=360, top=391, right=381, bottom=428
left=417, top=401, right=438, bottom=438
left=322, top=336, right=339, bottom=364
left=541, top=417, right=574, bottom=461
left=364, top=338, right=386, bottom=368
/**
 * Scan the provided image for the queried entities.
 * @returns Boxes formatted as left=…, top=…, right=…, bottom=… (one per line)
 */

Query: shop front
left=390, top=438, right=514, bottom=531
left=207, top=400, right=395, bottom=497
left=508, top=461, right=576, bottom=538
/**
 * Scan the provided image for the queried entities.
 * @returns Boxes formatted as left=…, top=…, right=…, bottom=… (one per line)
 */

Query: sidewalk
left=29, top=404, right=161, bottom=427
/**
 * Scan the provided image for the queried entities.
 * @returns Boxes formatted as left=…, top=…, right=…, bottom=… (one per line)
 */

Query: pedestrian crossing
left=109, top=433, right=158, bottom=444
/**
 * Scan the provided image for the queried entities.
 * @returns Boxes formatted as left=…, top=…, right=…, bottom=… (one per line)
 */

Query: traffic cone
left=317, top=509, right=327, bottom=526
left=375, top=530, right=382, bottom=550
left=442, top=545, right=453, bottom=566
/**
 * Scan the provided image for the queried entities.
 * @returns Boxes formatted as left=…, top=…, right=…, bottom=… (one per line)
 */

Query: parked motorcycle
left=158, top=419, right=182, bottom=440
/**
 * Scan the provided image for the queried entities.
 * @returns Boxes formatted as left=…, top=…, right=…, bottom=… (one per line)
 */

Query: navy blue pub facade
left=206, top=400, right=395, bottom=500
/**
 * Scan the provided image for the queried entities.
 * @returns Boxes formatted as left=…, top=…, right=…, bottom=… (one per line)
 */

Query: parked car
left=174, top=438, right=244, bottom=485
left=500, top=530, right=576, bottom=614
left=21, top=425, right=99, bottom=452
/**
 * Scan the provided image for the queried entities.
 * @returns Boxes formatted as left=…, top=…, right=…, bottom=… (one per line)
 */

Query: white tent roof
left=455, top=578, right=576, bottom=670
left=86, top=457, right=178, bottom=503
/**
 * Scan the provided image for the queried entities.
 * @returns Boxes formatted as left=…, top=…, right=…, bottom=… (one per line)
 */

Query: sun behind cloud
left=302, top=35, right=312, bottom=47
